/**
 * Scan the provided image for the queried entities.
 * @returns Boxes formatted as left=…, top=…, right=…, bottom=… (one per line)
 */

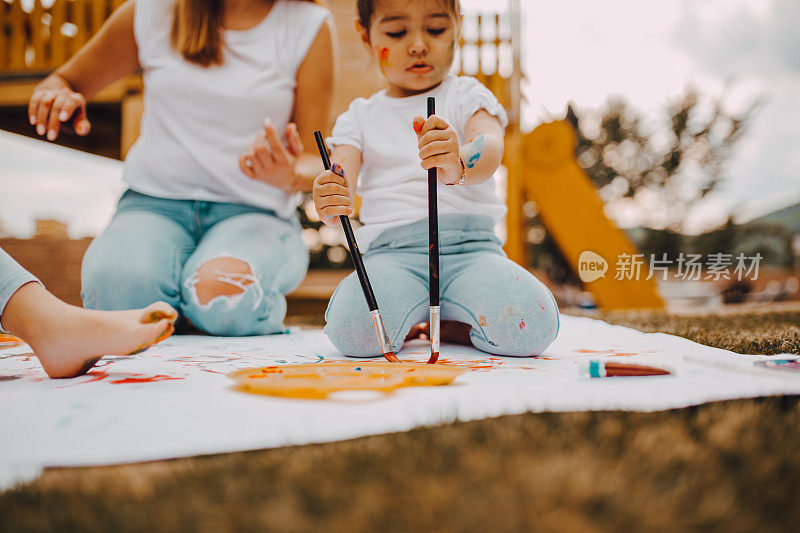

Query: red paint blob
left=519, top=318, right=526, bottom=330
left=110, top=375, right=182, bottom=385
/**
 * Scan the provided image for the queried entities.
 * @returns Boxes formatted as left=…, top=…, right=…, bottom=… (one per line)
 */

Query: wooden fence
left=1, top=0, right=125, bottom=74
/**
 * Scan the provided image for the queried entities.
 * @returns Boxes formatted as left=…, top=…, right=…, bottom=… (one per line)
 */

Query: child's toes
left=151, top=319, right=174, bottom=344
left=141, top=302, right=178, bottom=324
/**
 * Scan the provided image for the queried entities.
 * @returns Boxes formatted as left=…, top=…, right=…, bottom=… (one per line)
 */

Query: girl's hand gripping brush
left=314, top=131, right=399, bottom=362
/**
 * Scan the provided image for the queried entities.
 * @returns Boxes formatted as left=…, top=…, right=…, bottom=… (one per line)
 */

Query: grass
left=1, top=303, right=799, bottom=532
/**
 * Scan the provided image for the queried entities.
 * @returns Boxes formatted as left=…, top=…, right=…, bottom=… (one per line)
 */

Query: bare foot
left=404, top=320, right=472, bottom=346
left=2, top=283, right=177, bottom=378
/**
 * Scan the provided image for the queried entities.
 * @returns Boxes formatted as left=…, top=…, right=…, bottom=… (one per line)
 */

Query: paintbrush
left=587, top=361, right=671, bottom=377
left=313, top=131, right=399, bottom=363
left=427, top=96, right=440, bottom=364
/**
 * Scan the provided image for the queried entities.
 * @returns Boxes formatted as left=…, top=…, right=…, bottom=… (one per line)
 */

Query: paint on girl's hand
left=378, top=47, right=390, bottom=76
left=465, top=135, right=487, bottom=169
left=332, top=163, right=345, bottom=177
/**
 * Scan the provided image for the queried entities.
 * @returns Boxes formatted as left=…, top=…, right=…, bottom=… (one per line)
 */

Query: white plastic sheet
left=2, top=315, right=799, bottom=490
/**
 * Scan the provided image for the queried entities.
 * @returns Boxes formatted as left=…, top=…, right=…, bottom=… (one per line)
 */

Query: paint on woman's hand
left=465, top=135, right=487, bottom=169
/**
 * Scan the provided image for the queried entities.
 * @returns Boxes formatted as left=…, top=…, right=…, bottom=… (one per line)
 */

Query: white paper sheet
left=2, top=315, right=799, bottom=491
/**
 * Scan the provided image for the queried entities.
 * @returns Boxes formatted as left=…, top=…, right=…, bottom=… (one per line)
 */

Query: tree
left=525, top=87, right=759, bottom=282
left=569, top=86, right=759, bottom=233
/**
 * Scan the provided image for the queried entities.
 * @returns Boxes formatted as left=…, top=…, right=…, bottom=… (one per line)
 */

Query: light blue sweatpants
left=324, top=214, right=560, bottom=357
left=0, top=247, right=40, bottom=333
left=81, top=190, right=309, bottom=336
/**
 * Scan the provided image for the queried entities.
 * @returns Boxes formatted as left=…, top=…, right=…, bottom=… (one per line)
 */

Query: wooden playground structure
left=0, top=0, right=663, bottom=309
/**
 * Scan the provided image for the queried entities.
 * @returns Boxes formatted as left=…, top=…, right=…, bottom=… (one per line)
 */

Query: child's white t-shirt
left=329, top=75, right=509, bottom=250
left=124, top=0, right=329, bottom=218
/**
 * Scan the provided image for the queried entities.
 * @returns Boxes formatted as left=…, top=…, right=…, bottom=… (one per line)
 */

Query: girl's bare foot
left=1, top=283, right=178, bottom=378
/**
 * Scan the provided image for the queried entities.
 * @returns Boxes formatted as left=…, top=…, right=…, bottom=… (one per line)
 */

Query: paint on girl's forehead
left=378, top=47, right=390, bottom=75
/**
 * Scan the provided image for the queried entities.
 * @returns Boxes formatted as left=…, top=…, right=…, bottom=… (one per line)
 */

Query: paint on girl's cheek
left=378, top=47, right=390, bottom=76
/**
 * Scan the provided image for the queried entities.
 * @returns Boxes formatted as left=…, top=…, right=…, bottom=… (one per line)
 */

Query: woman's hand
left=313, top=163, right=352, bottom=227
left=28, top=78, right=91, bottom=141
left=413, top=115, right=463, bottom=185
left=239, top=120, right=304, bottom=192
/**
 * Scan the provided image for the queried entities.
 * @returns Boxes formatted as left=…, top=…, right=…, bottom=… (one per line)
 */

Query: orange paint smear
left=574, top=348, right=638, bottom=357
left=74, top=371, right=183, bottom=385
left=111, top=375, right=182, bottom=384
left=434, top=358, right=499, bottom=371
left=377, top=47, right=390, bottom=75
left=0, top=334, right=24, bottom=349
left=229, top=362, right=465, bottom=399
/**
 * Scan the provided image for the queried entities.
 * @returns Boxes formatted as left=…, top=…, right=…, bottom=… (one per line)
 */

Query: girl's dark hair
left=357, top=0, right=461, bottom=34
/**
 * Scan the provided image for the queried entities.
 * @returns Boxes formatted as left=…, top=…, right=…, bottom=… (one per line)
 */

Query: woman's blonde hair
left=171, top=0, right=319, bottom=67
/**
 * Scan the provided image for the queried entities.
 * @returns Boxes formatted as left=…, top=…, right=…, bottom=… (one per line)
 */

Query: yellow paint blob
left=228, top=362, right=466, bottom=399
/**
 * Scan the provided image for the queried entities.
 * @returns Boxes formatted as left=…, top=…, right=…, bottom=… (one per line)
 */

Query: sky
left=1, top=0, right=798, bottom=237
left=498, top=0, right=800, bottom=232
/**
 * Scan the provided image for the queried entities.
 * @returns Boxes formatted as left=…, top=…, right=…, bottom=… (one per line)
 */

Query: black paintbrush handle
left=313, top=131, right=379, bottom=311
left=427, top=97, right=439, bottom=307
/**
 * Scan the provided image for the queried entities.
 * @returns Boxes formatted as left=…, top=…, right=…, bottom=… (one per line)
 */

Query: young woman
left=28, top=0, right=336, bottom=335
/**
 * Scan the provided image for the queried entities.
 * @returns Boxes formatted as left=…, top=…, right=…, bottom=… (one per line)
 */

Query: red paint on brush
left=428, top=350, right=439, bottom=364
left=384, top=351, right=400, bottom=363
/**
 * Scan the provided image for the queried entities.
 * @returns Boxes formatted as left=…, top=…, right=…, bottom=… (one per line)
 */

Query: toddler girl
left=314, top=0, right=559, bottom=357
